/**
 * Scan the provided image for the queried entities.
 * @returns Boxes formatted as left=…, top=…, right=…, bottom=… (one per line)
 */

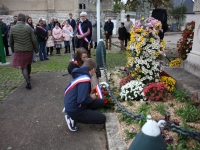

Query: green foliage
left=172, top=88, right=190, bottom=102
left=105, top=53, right=126, bottom=70
left=136, top=103, right=151, bottom=113
left=124, top=129, right=137, bottom=141
left=171, top=5, right=187, bottom=28
left=175, top=105, right=200, bottom=122
left=127, top=101, right=133, bottom=106
left=167, top=143, right=188, bottom=150
left=154, top=103, right=169, bottom=116
left=119, top=113, right=134, bottom=125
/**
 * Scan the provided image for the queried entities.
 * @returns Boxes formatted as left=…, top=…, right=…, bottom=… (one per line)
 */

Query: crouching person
left=64, top=58, right=106, bottom=131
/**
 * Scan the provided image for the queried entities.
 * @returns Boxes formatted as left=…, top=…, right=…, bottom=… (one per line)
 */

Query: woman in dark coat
left=76, top=12, right=92, bottom=57
left=118, top=22, right=127, bottom=51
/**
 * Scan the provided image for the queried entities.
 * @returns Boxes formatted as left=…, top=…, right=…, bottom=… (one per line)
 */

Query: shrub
left=120, top=80, right=145, bottom=101
left=143, top=82, right=170, bottom=101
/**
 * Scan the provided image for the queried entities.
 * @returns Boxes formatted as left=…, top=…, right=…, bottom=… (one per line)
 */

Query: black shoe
left=6, top=54, right=11, bottom=56
left=26, top=83, right=31, bottom=90
left=40, top=59, right=44, bottom=61
left=44, top=58, right=49, bottom=60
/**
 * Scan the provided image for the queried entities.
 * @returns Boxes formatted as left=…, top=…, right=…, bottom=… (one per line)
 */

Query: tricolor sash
left=78, top=23, right=91, bottom=43
left=96, top=84, right=104, bottom=99
left=64, top=75, right=91, bottom=96
left=37, top=26, right=47, bottom=32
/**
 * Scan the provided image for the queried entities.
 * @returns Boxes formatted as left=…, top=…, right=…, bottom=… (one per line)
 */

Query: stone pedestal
left=182, top=0, right=200, bottom=78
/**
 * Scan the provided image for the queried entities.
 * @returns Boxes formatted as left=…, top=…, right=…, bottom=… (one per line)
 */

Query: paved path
left=0, top=72, right=107, bottom=150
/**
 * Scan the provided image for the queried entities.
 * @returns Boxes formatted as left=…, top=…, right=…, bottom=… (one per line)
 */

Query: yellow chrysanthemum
left=150, top=38, right=155, bottom=42
left=169, top=58, right=182, bottom=67
left=155, top=23, right=160, bottom=27
left=159, top=76, right=176, bottom=92
left=154, top=52, right=160, bottom=58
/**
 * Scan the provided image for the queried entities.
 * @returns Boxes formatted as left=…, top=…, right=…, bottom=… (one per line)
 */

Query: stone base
left=164, top=67, right=200, bottom=101
left=182, top=55, right=200, bottom=79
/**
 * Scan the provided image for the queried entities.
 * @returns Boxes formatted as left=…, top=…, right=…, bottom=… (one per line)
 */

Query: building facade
left=0, top=0, right=113, bottom=25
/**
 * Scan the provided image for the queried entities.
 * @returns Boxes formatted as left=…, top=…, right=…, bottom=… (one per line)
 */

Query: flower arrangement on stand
left=177, top=21, right=195, bottom=60
left=126, top=17, right=166, bottom=84
left=119, top=17, right=168, bottom=101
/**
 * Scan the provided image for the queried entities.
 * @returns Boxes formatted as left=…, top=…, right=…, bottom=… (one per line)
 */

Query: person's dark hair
left=26, top=17, right=34, bottom=28
left=121, top=22, right=124, bottom=26
left=69, top=13, right=72, bottom=15
left=39, top=19, right=43, bottom=23
left=18, top=13, right=26, bottom=22
left=126, top=14, right=130, bottom=18
left=13, top=15, right=17, bottom=18
left=75, top=47, right=89, bottom=66
left=66, top=20, right=70, bottom=24
left=83, top=58, right=97, bottom=71
left=55, top=23, right=59, bottom=26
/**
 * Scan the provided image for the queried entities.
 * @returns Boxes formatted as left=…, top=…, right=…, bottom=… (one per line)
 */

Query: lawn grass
left=0, top=50, right=126, bottom=101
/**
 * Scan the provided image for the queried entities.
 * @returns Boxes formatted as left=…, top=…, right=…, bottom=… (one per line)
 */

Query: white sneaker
left=65, top=115, right=77, bottom=132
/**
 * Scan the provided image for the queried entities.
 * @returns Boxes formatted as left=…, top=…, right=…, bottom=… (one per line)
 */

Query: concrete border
left=105, top=113, right=127, bottom=150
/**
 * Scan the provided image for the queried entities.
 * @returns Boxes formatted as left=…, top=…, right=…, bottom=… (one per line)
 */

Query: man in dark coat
left=67, top=13, right=76, bottom=51
left=104, top=18, right=114, bottom=50
left=0, top=17, right=10, bottom=56
left=13, top=16, right=18, bottom=25
left=36, top=20, right=48, bottom=61
left=76, top=12, right=92, bottom=57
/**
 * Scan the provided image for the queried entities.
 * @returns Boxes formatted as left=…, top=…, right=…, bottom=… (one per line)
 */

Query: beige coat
left=46, top=35, right=54, bottom=47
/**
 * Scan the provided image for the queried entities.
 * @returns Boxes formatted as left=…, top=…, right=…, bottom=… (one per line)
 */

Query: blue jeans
left=38, top=41, right=47, bottom=60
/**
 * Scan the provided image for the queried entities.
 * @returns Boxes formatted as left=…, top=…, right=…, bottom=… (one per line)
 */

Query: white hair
left=80, top=12, right=87, bottom=16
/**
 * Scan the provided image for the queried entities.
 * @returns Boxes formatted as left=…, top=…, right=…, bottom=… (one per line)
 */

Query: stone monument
left=182, top=0, right=200, bottom=78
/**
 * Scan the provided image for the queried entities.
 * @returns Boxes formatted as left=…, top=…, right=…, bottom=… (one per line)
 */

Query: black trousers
left=76, top=39, right=91, bottom=57
left=125, top=32, right=130, bottom=47
left=46, top=47, right=53, bottom=55
left=72, top=37, right=75, bottom=50
left=3, top=36, right=9, bottom=56
left=67, top=99, right=106, bottom=124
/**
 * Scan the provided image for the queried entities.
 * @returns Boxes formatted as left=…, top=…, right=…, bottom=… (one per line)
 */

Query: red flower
left=104, top=98, right=109, bottom=104
left=102, top=90, right=109, bottom=95
left=91, top=89, right=96, bottom=93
